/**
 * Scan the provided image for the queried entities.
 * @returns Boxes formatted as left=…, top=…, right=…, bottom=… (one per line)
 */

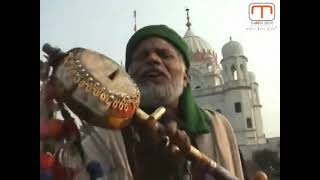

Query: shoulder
left=202, top=108, right=231, bottom=127
left=202, top=108, right=237, bottom=138
left=201, top=108, right=245, bottom=179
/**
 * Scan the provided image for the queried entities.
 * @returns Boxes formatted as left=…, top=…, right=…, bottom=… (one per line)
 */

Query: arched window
left=240, top=64, right=245, bottom=72
left=247, top=118, right=253, bottom=128
left=253, top=89, right=257, bottom=101
left=231, top=65, right=238, bottom=80
left=214, top=76, right=222, bottom=86
left=240, top=64, right=246, bottom=80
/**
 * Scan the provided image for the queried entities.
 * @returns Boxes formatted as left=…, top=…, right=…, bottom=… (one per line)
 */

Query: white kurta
left=74, top=126, right=133, bottom=180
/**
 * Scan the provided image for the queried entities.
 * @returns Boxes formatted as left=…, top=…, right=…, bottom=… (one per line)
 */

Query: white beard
left=137, top=77, right=184, bottom=109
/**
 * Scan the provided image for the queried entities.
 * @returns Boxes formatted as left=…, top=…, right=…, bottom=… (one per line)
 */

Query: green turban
left=125, top=25, right=210, bottom=134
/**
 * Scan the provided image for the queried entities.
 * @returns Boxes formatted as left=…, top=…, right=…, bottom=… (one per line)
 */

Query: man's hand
left=160, top=108, right=191, bottom=154
left=132, top=108, right=192, bottom=177
left=151, top=109, right=192, bottom=174
left=163, top=120, right=191, bottom=155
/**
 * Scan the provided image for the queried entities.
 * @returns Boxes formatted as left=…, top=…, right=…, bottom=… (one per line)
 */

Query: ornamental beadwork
left=63, top=53, right=140, bottom=112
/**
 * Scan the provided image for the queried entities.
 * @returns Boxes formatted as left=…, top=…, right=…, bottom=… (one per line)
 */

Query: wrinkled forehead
left=132, top=37, right=179, bottom=56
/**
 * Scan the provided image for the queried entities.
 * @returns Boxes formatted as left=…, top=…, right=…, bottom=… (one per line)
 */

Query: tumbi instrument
left=41, top=43, right=267, bottom=180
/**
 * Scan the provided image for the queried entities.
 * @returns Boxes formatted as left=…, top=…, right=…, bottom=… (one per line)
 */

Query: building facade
left=182, top=12, right=266, bottom=146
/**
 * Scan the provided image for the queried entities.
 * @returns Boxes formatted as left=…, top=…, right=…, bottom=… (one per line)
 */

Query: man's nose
left=146, top=52, right=162, bottom=65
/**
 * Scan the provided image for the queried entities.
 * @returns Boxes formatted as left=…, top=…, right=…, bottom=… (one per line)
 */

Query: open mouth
left=140, top=68, right=168, bottom=80
left=146, top=71, right=164, bottom=78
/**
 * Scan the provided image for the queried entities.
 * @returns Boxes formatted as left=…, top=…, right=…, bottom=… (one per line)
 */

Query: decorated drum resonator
left=45, top=45, right=140, bottom=129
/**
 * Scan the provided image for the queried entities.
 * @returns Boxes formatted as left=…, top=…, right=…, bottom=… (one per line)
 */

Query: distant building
left=183, top=9, right=266, bottom=146
left=181, top=9, right=279, bottom=162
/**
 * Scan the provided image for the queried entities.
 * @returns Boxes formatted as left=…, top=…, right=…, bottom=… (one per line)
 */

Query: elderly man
left=122, top=25, right=246, bottom=180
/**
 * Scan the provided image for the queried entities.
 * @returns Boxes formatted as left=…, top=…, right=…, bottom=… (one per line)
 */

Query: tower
left=221, top=37, right=249, bottom=82
left=248, top=71, right=266, bottom=144
left=220, top=37, right=265, bottom=145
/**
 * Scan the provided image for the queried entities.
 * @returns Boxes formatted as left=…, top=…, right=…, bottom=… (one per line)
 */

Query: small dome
left=222, top=38, right=244, bottom=58
left=183, top=29, right=213, bottom=55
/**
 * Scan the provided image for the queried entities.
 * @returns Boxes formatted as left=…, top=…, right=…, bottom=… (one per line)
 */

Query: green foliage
left=253, top=149, right=280, bottom=177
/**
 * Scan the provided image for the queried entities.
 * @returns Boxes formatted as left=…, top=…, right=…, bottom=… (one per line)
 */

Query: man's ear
left=183, top=72, right=188, bottom=88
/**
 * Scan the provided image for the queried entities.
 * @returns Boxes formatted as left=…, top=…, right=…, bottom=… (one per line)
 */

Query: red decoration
left=53, top=161, right=77, bottom=180
left=48, top=119, right=64, bottom=139
left=52, top=161, right=66, bottom=180
left=40, top=119, right=49, bottom=139
left=42, top=82, right=56, bottom=101
left=42, top=79, right=66, bottom=101
left=104, top=103, right=135, bottom=129
left=111, top=103, right=135, bottom=119
left=64, top=119, right=78, bottom=137
left=40, top=118, right=64, bottom=139
left=40, top=152, right=55, bottom=170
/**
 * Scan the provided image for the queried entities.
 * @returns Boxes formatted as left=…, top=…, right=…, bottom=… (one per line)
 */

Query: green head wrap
left=125, top=25, right=210, bottom=134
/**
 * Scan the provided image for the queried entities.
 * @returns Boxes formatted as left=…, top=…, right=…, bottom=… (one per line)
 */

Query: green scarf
left=125, top=24, right=210, bottom=134
left=178, top=84, right=210, bottom=134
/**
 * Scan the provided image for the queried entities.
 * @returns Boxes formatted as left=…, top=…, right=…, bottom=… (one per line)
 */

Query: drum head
left=54, top=48, right=140, bottom=129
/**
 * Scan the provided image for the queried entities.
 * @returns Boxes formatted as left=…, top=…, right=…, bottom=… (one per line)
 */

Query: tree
left=252, top=149, right=280, bottom=177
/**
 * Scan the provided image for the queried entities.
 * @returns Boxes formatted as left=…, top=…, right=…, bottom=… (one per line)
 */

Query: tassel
left=60, top=104, right=85, bottom=163
left=40, top=169, right=53, bottom=180
left=86, top=160, right=104, bottom=180
left=40, top=152, right=55, bottom=170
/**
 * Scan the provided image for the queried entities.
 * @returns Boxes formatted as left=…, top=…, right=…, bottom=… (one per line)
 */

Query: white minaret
left=220, top=37, right=261, bottom=145
left=221, top=37, right=249, bottom=82
left=248, top=71, right=266, bottom=144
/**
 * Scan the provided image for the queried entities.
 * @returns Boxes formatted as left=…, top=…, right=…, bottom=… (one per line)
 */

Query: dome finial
left=185, top=8, right=191, bottom=30
left=133, top=10, right=137, bottom=32
left=230, top=36, right=232, bottom=41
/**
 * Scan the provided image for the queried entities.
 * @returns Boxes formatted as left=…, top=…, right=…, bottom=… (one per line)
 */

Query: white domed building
left=183, top=10, right=266, bottom=146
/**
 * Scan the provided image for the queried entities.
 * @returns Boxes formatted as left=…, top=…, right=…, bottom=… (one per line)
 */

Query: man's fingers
left=172, top=130, right=191, bottom=154
left=169, top=145, right=180, bottom=154
left=164, top=120, right=177, bottom=135
left=160, top=118, right=191, bottom=154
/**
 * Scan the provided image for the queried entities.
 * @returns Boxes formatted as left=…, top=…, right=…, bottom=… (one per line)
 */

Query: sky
left=40, top=0, right=280, bottom=138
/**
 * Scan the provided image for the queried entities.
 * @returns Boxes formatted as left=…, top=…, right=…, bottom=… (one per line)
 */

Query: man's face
left=128, top=37, right=187, bottom=109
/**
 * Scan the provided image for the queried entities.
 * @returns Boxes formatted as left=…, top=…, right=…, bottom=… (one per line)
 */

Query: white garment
left=74, top=126, right=133, bottom=180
